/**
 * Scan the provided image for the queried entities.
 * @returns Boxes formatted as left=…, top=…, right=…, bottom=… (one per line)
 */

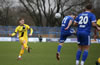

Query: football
left=55, top=13, right=61, bottom=18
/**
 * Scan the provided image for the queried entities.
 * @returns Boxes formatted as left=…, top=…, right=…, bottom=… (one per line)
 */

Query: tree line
left=0, top=0, right=100, bottom=26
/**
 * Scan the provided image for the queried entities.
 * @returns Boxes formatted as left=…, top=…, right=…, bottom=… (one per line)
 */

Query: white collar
left=85, top=11, right=91, bottom=12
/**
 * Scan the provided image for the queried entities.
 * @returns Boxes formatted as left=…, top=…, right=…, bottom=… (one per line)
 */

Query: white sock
left=76, top=60, right=79, bottom=65
left=18, top=56, right=21, bottom=58
left=81, top=61, right=84, bottom=65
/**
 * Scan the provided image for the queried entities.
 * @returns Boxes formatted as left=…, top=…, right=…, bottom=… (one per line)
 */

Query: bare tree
left=19, top=0, right=91, bottom=26
left=0, top=0, right=92, bottom=26
left=0, top=0, right=13, bottom=25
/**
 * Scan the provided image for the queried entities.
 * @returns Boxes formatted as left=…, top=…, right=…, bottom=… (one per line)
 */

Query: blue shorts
left=77, top=31, right=91, bottom=46
left=59, top=33, right=72, bottom=43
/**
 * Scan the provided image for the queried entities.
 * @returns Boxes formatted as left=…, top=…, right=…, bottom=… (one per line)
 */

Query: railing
left=0, top=26, right=97, bottom=38
left=0, top=26, right=61, bottom=38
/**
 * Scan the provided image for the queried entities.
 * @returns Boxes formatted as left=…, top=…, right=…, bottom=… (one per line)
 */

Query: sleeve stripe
left=92, top=20, right=96, bottom=22
left=14, top=32, right=17, bottom=33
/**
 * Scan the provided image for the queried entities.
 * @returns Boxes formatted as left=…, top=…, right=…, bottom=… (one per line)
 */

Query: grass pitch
left=0, top=42, right=100, bottom=65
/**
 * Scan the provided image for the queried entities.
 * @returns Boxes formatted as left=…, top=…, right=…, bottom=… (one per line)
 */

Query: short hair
left=85, top=4, right=93, bottom=10
left=69, top=12, right=76, bottom=16
left=18, top=18, right=24, bottom=22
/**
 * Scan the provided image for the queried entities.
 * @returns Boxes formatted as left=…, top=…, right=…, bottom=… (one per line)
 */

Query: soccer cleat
left=56, top=53, right=60, bottom=61
left=17, top=57, right=22, bottom=60
left=96, top=61, right=99, bottom=65
left=96, top=58, right=100, bottom=65
left=28, top=47, right=31, bottom=53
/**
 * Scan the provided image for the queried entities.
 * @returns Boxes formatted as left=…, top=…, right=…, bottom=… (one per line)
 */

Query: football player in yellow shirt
left=97, top=19, right=100, bottom=26
left=94, top=19, right=100, bottom=40
left=9, top=18, right=33, bottom=60
left=96, top=19, right=100, bottom=37
left=94, top=19, right=100, bottom=65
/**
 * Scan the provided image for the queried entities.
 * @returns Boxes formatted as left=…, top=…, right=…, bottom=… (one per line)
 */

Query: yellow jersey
left=97, top=19, right=100, bottom=26
left=11, top=24, right=33, bottom=39
left=96, top=19, right=100, bottom=37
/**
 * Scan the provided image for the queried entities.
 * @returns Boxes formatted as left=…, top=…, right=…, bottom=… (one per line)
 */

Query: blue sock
left=57, top=45, right=62, bottom=53
left=76, top=49, right=82, bottom=60
left=82, top=50, right=88, bottom=62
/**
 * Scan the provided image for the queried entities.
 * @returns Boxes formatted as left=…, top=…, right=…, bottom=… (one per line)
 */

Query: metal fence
left=0, top=26, right=61, bottom=38
left=0, top=26, right=97, bottom=38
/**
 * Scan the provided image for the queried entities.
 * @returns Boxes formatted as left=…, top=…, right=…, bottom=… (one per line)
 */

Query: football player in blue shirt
left=56, top=13, right=76, bottom=60
left=74, top=4, right=98, bottom=65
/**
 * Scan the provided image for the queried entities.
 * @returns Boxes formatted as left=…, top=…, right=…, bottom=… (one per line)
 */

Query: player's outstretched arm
left=29, top=28, right=33, bottom=36
left=26, top=25, right=33, bottom=36
left=92, top=22, right=100, bottom=30
left=9, top=32, right=17, bottom=37
left=9, top=27, right=18, bottom=37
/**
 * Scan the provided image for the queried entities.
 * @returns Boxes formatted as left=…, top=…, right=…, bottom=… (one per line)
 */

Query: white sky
left=10, top=0, right=100, bottom=9
left=10, top=0, right=20, bottom=7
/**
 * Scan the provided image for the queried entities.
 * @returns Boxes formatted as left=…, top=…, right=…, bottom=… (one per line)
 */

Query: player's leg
left=81, top=46, right=90, bottom=65
left=57, top=33, right=72, bottom=54
left=76, top=32, right=83, bottom=65
left=56, top=43, right=64, bottom=60
left=18, top=37, right=25, bottom=60
left=56, top=34, right=66, bottom=60
left=96, top=58, right=100, bottom=65
left=76, top=45, right=83, bottom=65
left=96, top=32, right=100, bottom=65
left=18, top=45, right=24, bottom=60
left=80, top=35, right=90, bottom=65
left=23, top=40, right=28, bottom=50
left=23, top=39, right=30, bottom=53
left=57, top=43, right=64, bottom=53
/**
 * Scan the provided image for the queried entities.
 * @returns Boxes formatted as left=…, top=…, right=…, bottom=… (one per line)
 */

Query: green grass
left=0, top=42, right=100, bottom=65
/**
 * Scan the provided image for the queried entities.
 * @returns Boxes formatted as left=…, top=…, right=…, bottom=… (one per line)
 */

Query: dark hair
left=69, top=12, right=76, bottom=16
left=85, top=4, right=93, bottom=10
left=18, top=18, right=24, bottom=22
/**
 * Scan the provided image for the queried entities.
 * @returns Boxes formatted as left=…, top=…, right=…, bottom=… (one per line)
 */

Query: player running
left=74, top=4, right=98, bottom=65
left=56, top=13, right=76, bottom=60
left=9, top=18, right=33, bottom=60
